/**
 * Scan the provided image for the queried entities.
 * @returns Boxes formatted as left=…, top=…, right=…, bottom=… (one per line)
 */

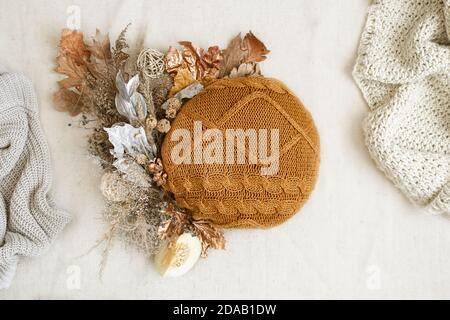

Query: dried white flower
left=115, top=70, right=148, bottom=122
left=104, top=123, right=157, bottom=160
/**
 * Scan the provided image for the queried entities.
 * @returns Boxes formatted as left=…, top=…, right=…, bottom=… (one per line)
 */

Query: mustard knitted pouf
left=161, top=77, right=320, bottom=228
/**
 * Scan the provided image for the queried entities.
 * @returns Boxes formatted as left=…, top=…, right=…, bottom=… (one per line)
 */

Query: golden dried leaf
left=165, top=46, right=185, bottom=75
left=177, top=41, right=200, bottom=79
left=192, top=220, right=225, bottom=258
left=242, top=31, right=270, bottom=63
left=158, top=204, right=190, bottom=240
left=165, top=42, right=223, bottom=80
left=202, top=45, right=223, bottom=78
left=169, top=68, right=196, bottom=96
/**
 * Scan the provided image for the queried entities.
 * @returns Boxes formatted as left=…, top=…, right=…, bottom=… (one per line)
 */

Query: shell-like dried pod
left=154, top=233, right=202, bottom=277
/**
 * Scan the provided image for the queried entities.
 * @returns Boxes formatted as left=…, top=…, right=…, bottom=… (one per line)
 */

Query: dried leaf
left=229, top=62, right=261, bottom=78
left=55, top=29, right=90, bottom=90
left=85, top=29, right=114, bottom=80
left=169, top=68, right=196, bottom=96
left=242, top=31, right=270, bottom=63
left=53, top=88, right=84, bottom=116
left=158, top=204, right=190, bottom=240
left=165, top=46, right=185, bottom=75
left=54, top=29, right=91, bottom=114
left=192, top=220, right=225, bottom=258
left=55, top=54, right=89, bottom=89
left=59, top=29, right=90, bottom=64
left=219, top=31, right=269, bottom=77
left=89, top=29, right=112, bottom=61
left=165, top=42, right=223, bottom=80
left=219, top=33, right=246, bottom=78
left=158, top=204, right=225, bottom=257
left=203, top=46, right=223, bottom=77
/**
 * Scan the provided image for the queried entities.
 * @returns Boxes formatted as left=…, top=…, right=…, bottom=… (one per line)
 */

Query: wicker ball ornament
left=161, top=77, right=320, bottom=228
left=137, top=49, right=165, bottom=79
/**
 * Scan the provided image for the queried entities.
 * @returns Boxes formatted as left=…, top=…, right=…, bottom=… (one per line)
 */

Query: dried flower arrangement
left=54, top=26, right=270, bottom=277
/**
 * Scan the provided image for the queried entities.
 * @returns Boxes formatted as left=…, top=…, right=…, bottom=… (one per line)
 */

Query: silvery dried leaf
left=115, top=70, right=147, bottom=122
left=104, top=123, right=157, bottom=160
left=161, top=82, right=204, bottom=110
left=113, top=157, right=152, bottom=188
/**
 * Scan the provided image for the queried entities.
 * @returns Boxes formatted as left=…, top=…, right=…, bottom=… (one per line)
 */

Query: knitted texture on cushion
left=354, top=0, right=450, bottom=214
left=162, top=77, right=320, bottom=228
left=0, top=73, right=71, bottom=289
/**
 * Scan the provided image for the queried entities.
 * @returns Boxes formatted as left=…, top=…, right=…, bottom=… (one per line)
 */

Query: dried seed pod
left=146, top=116, right=158, bottom=131
left=135, top=153, right=149, bottom=165
left=156, top=119, right=171, bottom=133
left=167, top=97, right=182, bottom=111
left=166, top=107, right=178, bottom=119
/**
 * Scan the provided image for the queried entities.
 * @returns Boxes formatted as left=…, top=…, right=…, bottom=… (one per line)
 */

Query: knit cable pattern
left=0, top=73, right=71, bottom=289
left=354, top=0, right=450, bottom=214
left=162, top=77, right=320, bottom=228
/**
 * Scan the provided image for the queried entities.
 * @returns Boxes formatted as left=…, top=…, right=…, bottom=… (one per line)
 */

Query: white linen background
left=1, top=0, right=449, bottom=300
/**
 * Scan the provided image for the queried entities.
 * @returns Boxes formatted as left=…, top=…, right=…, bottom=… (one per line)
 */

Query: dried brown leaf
left=219, top=33, right=246, bottom=77
left=219, top=31, right=269, bottom=77
left=55, top=29, right=90, bottom=91
left=89, top=29, right=112, bottom=61
left=53, top=88, right=84, bottom=116
left=55, top=54, right=88, bottom=89
left=229, top=62, right=261, bottom=78
left=242, top=31, right=270, bottom=63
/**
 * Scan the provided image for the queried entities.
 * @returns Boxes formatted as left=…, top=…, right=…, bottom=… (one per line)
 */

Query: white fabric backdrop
left=1, top=0, right=449, bottom=300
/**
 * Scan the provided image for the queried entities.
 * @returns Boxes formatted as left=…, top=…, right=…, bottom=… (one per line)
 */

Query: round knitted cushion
left=161, top=77, right=320, bottom=228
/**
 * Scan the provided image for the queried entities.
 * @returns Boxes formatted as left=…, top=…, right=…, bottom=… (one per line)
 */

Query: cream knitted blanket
left=354, top=0, right=450, bottom=214
left=0, top=73, right=70, bottom=289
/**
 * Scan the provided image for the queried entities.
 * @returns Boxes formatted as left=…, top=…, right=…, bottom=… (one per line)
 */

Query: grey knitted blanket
left=0, top=72, right=70, bottom=289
